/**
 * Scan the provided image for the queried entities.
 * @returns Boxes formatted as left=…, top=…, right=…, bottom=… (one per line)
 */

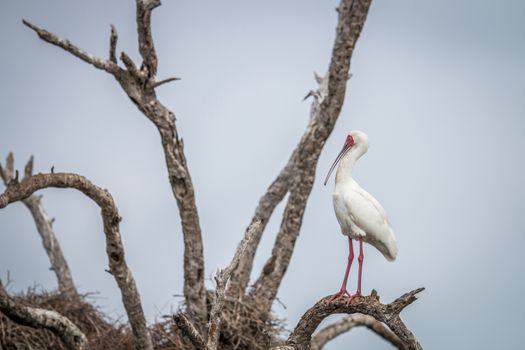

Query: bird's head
left=324, top=130, right=368, bottom=186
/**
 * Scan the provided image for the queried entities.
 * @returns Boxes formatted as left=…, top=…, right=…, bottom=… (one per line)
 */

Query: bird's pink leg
left=328, top=237, right=354, bottom=302
left=355, top=238, right=364, bottom=297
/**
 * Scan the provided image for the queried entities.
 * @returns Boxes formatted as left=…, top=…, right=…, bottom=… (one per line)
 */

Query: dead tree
left=0, top=0, right=424, bottom=349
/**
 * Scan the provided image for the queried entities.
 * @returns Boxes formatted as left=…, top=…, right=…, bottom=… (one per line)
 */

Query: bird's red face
left=345, top=134, right=355, bottom=148
left=324, top=134, right=355, bottom=186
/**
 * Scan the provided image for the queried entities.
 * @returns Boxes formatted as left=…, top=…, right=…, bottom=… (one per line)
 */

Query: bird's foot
left=344, top=291, right=363, bottom=304
left=327, top=289, right=351, bottom=303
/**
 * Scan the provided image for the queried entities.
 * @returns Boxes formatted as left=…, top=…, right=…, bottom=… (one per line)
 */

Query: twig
left=109, top=24, right=118, bottom=63
left=283, top=288, right=424, bottom=350
left=0, top=153, right=14, bottom=183
left=0, top=283, right=87, bottom=349
left=23, top=155, right=34, bottom=178
left=0, top=154, right=78, bottom=299
left=22, top=20, right=118, bottom=74
left=153, top=76, right=181, bottom=88
left=206, top=220, right=261, bottom=350
left=310, top=314, right=406, bottom=350
left=0, top=172, right=153, bottom=350
left=250, top=0, right=374, bottom=313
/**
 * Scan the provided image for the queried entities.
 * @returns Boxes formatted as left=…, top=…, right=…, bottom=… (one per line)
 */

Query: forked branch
left=0, top=154, right=78, bottom=300
left=23, top=0, right=206, bottom=325
left=0, top=172, right=153, bottom=350
left=278, top=288, right=424, bottom=350
left=249, top=0, right=373, bottom=312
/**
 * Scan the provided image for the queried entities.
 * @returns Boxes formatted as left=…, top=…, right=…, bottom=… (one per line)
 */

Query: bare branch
left=314, top=72, right=323, bottom=84
left=251, top=0, right=373, bottom=312
left=23, top=155, right=34, bottom=178
left=302, top=90, right=315, bottom=101
left=109, top=25, right=118, bottom=63
left=173, top=313, right=205, bottom=349
left=206, top=220, right=261, bottom=350
left=150, top=103, right=206, bottom=325
left=153, top=76, right=181, bottom=88
left=310, top=314, right=406, bottom=350
left=0, top=172, right=153, bottom=350
left=120, top=51, right=142, bottom=80
left=0, top=159, right=5, bottom=183
left=0, top=154, right=78, bottom=299
left=285, top=288, right=424, bottom=350
left=0, top=283, right=87, bottom=349
left=136, top=0, right=161, bottom=78
left=22, top=20, right=118, bottom=74
left=0, top=152, right=14, bottom=184
left=24, top=3, right=207, bottom=325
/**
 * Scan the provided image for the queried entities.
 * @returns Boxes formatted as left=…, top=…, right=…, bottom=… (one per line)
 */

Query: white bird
left=324, top=130, right=397, bottom=301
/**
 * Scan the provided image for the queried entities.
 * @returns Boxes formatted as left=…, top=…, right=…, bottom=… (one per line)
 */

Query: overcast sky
left=1, top=1, right=524, bottom=349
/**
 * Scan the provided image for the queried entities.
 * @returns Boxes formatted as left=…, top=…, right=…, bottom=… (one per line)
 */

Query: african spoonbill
left=324, top=130, right=398, bottom=301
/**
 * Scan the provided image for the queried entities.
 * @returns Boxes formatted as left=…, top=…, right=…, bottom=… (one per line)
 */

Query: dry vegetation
left=0, top=0, right=423, bottom=349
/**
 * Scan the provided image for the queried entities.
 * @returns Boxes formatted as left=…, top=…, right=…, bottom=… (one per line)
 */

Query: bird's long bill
left=323, top=144, right=351, bottom=186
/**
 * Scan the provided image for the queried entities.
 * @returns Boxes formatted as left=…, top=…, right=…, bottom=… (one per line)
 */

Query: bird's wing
left=343, top=186, right=398, bottom=261
left=347, top=187, right=391, bottom=232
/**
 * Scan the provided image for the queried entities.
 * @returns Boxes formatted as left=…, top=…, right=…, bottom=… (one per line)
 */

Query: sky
left=1, top=0, right=524, bottom=349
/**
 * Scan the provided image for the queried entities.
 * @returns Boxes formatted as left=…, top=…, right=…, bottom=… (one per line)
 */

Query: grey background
left=1, top=0, right=524, bottom=349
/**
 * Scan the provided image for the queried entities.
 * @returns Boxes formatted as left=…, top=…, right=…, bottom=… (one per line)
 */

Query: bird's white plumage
left=331, top=130, right=398, bottom=261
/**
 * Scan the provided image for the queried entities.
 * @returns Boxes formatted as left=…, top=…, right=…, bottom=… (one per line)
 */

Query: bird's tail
left=372, top=229, right=398, bottom=261
left=382, top=230, right=398, bottom=261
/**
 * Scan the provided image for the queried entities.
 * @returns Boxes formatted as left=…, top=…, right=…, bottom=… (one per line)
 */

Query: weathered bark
left=0, top=172, right=153, bottom=350
left=173, top=313, right=205, bottom=350
left=0, top=283, right=87, bottom=350
left=280, top=289, right=424, bottom=350
left=310, top=314, right=406, bottom=350
left=0, top=154, right=78, bottom=300
left=23, top=0, right=206, bottom=326
left=250, top=0, right=374, bottom=313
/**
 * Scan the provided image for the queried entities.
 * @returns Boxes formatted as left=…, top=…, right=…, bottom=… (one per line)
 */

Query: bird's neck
left=335, top=145, right=366, bottom=184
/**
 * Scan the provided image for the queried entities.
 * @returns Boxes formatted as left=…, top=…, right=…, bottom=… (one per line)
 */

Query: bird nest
left=204, top=293, right=285, bottom=349
left=0, top=288, right=284, bottom=350
left=0, top=288, right=135, bottom=350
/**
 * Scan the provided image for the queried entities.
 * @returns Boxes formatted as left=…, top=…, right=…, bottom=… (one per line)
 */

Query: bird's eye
left=346, top=135, right=354, bottom=146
